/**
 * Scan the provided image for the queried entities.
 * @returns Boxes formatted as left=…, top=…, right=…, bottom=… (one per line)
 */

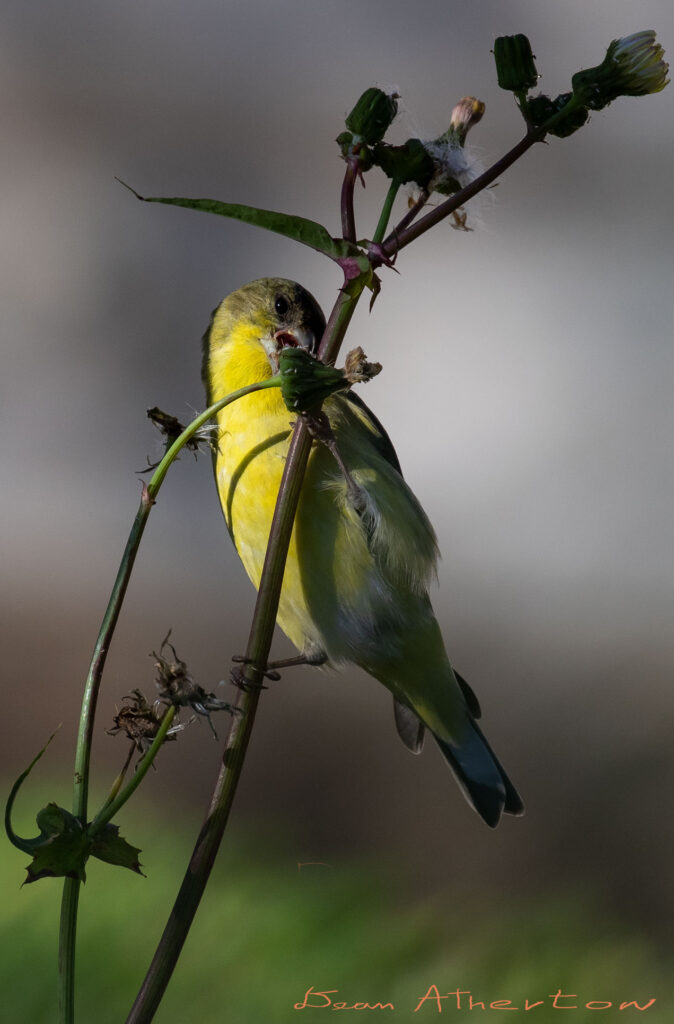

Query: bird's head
left=204, top=279, right=326, bottom=395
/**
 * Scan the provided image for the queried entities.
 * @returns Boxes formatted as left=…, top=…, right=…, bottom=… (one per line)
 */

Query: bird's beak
left=273, top=326, right=317, bottom=354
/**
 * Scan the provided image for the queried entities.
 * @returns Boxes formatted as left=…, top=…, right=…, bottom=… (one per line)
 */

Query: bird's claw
left=231, top=655, right=281, bottom=683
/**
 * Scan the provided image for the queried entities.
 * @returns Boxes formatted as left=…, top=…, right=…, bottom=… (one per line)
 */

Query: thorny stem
left=340, top=158, right=358, bottom=241
left=58, top=377, right=280, bottom=1024
left=125, top=113, right=569, bottom=1024
left=71, top=99, right=576, bottom=1024
left=125, top=285, right=361, bottom=1024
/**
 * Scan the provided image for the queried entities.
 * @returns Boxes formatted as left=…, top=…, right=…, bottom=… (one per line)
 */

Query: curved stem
left=58, top=377, right=279, bottom=1024
left=125, top=284, right=361, bottom=1024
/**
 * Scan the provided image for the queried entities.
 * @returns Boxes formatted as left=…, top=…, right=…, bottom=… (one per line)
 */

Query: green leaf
left=116, top=180, right=362, bottom=263
left=90, top=823, right=144, bottom=875
left=24, top=804, right=89, bottom=884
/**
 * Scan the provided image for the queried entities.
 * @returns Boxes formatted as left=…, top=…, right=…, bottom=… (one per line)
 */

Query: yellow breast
left=209, top=332, right=319, bottom=652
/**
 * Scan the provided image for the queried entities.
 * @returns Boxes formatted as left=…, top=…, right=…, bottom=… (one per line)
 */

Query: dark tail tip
left=435, top=721, right=524, bottom=828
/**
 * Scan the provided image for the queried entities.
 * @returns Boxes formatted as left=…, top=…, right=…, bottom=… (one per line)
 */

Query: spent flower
left=572, top=30, right=669, bottom=110
left=153, top=633, right=234, bottom=738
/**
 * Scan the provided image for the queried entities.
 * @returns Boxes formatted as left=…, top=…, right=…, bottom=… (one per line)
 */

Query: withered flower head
left=107, top=688, right=180, bottom=755
left=140, top=406, right=215, bottom=473
left=153, top=633, right=234, bottom=739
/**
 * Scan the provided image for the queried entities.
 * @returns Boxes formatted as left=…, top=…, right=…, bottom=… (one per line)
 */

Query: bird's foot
left=231, top=648, right=327, bottom=688
left=229, top=666, right=269, bottom=692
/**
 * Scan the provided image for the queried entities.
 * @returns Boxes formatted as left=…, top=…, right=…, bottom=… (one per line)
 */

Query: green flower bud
left=278, top=348, right=349, bottom=414
left=371, top=138, right=436, bottom=187
left=572, top=30, right=669, bottom=111
left=336, top=130, right=374, bottom=171
left=493, top=34, right=539, bottom=93
left=445, top=96, right=486, bottom=146
left=345, top=87, right=398, bottom=145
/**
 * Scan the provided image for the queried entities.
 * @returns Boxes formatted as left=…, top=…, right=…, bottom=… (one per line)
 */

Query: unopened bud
left=279, top=348, right=349, bottom=413
left=493, top=34, right=539, bottom=93
left=345, top=87, right=398, bottom=145
left=446, top=96, right=486, bottom=145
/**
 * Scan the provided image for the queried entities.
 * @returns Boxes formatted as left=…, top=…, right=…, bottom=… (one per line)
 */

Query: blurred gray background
left=2, top=0, right=672, bottom=959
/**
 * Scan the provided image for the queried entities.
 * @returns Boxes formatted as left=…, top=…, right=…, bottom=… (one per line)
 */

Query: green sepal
left=278, top=348, right=349, bottom=414
left=336, top=132, right=373, bottom=171
left=90, top=823, right=144, bottom=875
left=371, top=139, right=435, bottom=187
left=493, top=34, right=539, bottom=92
left=345, top=88, right=398, bottom=145
left=117, top=180, right=364, bottom=265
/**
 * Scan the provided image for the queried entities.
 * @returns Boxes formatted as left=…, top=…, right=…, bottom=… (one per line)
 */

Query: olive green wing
left=343, top=391, right=432, bottom=755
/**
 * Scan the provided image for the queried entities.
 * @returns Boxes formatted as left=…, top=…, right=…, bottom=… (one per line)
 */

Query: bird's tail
left=434, top=719, right=524, bottom=828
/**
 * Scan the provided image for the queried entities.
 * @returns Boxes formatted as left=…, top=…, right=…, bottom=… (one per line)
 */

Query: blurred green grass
left=3, top=797, right=670, bottom=1023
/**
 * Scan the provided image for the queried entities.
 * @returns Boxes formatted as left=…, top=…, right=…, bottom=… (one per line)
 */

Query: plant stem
left=125, top=284, right=361, bottom=1024
left=381, top=130, right=541, bottom=257
left=88, top=706, right=177, bottom=836
left=384, top=188, right=429, bottom=246
left=372, top=179, right=400, bottom=245
left=100, top=743, right=136, bottom=812
left=341, top=159, right=358, bottom=241
left=382, top=98, right=581, bottom=259
left=58, top=377, right=279, bottom=1024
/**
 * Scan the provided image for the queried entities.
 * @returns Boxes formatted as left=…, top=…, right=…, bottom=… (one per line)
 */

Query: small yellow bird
left=203, top=278, right=523, bottom=827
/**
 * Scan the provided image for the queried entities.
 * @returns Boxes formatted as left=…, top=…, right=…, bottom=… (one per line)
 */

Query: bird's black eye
left=274, top=295, right=290, bottom=317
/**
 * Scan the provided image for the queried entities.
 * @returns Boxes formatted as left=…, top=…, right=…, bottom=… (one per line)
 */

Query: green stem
left=125, top=283, right=362, bottom=1024
left=88, top=706, right=177, bottom=836
left=372, top=179, right=400, bottom=245
left=58, top=376, right=279, bottom=1024
left=100, top=743, right=136, bottom=812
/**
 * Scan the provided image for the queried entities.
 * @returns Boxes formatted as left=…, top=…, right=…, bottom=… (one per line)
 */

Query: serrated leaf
left=90, top=823, right=144, bottom=875
left=117, top=180, right=363, bottom=264
left=24, top=804, right=89, bottom=884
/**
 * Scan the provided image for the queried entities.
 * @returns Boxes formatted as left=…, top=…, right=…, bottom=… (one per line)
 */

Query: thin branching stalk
left=372, top=179, right=400, bottom=244
left=88, top=706, right=177, bottom=836
left=125, top=285, right=360, bottom=1024
left=123, top=111, right=570, bottom=1022
left=58, top=378, right=280, bottom=1024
